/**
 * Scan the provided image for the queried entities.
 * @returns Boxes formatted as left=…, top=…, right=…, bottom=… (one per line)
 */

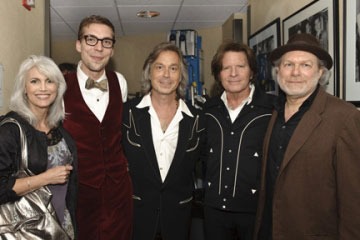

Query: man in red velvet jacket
left=63, top=15, right=132, bottom=240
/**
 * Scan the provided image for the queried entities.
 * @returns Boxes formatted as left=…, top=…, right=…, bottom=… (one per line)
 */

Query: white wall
left=0, top=1, right=46, bottom=114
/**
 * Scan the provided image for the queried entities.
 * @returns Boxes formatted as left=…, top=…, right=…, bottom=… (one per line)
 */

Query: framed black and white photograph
left=343, top=0, right=360, bottom=106
left=283, top=0, right=339, bottom=96
left=248, top=18, right=280, bottom=95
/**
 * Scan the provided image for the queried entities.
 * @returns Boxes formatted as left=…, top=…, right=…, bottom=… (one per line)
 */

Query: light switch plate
left=26, top=0, right=35, bottom=6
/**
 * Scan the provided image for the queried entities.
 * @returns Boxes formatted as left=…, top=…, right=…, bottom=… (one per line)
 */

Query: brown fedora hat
left=269, top=33, right=333, bottom=69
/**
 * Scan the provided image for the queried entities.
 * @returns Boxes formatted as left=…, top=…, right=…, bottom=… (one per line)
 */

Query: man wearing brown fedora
left=253, top=33, right=360, bottom=240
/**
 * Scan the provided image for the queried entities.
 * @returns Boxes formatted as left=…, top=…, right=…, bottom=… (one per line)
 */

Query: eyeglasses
left=82, top=35, right=115, bottom=48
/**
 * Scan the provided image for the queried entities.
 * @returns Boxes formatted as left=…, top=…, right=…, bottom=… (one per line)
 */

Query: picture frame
left=248, top=18, right=281, bottom=95
left=343, top=0, right=360, bottom=106
left=283, top=0, right=339, bottom=96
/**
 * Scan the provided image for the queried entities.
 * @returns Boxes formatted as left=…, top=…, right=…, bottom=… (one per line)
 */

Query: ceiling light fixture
left=136, top=10, right=160, bottom=18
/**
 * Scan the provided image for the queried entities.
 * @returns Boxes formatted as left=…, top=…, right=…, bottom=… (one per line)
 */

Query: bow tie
left=85, top=78, right=108, bottom=92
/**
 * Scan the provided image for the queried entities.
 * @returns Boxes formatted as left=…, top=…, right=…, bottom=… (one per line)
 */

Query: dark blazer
left=122, top=97, right=204, bottom=240
left=254, top=88, right=360, bottom=240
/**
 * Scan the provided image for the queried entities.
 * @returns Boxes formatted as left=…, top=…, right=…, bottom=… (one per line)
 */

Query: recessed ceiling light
left=136, top=10, right=160, bottom=18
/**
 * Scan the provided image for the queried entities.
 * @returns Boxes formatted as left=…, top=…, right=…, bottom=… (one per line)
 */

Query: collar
left=77, top=61, right=107, bottom=83
left=275, top=84, right=320, bottom=112
left=136, top=94, right=193, bottom=117
left=220, top=83, right=255, bottom=109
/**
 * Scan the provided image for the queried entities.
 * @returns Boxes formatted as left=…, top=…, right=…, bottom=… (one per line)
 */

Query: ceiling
left=50, top=0, right=248, bottom=41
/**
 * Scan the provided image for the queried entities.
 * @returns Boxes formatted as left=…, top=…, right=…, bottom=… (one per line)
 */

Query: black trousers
left=204, top=206, right=255, bottom=240
left=154, top=233, right=162, bottom=240
left=154, top=214, right=162, bottom=240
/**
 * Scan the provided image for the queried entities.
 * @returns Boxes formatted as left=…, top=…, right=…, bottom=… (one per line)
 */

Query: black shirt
left=259, top=86, right=319, bottom=240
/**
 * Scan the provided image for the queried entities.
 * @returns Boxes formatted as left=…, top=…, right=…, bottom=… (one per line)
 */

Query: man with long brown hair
left=122, top=42, right=204, bottom=240
left=202, top=41, right=275, bottom=240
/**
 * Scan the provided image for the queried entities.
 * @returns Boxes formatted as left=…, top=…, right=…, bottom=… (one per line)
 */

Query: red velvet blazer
left=63, top=71, right=128, bottom=188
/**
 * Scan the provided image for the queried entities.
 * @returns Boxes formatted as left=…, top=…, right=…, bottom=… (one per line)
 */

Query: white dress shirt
left=221, top=84, right=255, bottom=123
left=136, top=94, right=193, bottom=182
left=76, top=61, right=128, bottom=122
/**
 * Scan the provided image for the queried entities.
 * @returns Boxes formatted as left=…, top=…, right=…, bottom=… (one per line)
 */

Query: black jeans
left=204, top=206, right=255, bottom=240
left=154, top=233, right=162, bottom=240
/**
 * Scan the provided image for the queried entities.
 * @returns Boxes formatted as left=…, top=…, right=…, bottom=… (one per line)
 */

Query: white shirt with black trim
left=136, top=94, right=193, bottom=182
